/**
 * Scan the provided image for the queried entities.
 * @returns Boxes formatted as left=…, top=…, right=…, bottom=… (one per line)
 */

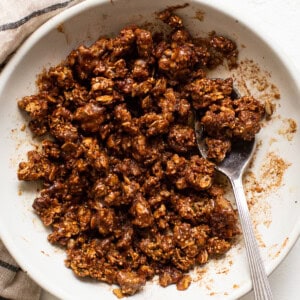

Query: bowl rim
left=0, top=0, right=299, bottom=299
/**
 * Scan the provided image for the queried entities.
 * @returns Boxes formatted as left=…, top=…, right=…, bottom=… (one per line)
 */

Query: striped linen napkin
left=0, top=0, right=84, bottom=65
left=0, top=1, right=84, bottom=299
left=0, top=240, right=41, bottom=300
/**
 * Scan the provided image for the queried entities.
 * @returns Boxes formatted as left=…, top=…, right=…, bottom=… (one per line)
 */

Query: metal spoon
left=194, top=111, right=273, bottom=300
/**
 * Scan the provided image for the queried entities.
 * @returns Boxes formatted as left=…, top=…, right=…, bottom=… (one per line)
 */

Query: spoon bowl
left=194, top=98, right=273, bottom=300
left=194, top=121, right=256, bottom=180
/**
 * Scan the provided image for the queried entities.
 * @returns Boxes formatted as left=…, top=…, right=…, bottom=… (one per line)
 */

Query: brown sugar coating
left=17, top=5, right=264, bottom=297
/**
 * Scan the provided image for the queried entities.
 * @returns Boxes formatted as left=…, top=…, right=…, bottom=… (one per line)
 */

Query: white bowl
left=0, top=1, right=300, bottom=299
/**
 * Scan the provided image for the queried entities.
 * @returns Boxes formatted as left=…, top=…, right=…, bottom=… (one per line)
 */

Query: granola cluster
left=17, top=5, right=264, bottom=297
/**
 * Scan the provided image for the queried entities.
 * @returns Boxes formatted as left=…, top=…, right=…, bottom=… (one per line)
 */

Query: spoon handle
left=231, top=176, right=273, bottom=300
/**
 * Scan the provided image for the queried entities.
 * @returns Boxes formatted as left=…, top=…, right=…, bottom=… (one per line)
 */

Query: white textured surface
left=34, top=0, right=299, bottom=299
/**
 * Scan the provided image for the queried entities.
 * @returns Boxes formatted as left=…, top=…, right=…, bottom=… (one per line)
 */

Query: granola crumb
left=194, top=10, right=205, bottom=21
left=278, top=118, right=297, bottom=141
